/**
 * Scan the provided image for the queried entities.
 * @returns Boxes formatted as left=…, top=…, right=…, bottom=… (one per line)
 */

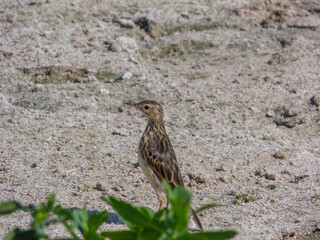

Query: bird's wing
left=143, top=136, right=184, bottom=188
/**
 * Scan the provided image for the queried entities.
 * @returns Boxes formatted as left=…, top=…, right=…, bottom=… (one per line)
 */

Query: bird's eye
left=144, top=105, right=150, bottom=111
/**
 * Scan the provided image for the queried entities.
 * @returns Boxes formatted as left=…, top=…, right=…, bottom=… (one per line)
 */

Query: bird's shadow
left=70, top=207, right=124, bottom=225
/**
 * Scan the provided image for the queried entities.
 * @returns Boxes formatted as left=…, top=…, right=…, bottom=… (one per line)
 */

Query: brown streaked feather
left=141, top=122, right=184, bottom=188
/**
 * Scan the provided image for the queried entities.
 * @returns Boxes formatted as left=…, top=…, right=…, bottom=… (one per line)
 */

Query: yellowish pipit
left=126, top=100, right=203, bottom=231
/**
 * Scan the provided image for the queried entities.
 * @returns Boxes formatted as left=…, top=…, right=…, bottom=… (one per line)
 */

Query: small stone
left=267, top=184, right=276, bottom=190
left=122, top=72, right=133, bottom=81
left=281, top=170, right=291, bottom=175
left=283, top=118, right=297, bottom=128
left=7, top=119, right=14, bottom=124
left=95, top=183, right=106, bottom=191
left=31, top=84, right=44, bottom=92
left=284, top=108, right=301, bottom=118
left=291, top=175, right=309, bottom=183
left=273, top=152, right=288, bottom=160
left=188, top=173, right=196, bottom=180
left=195, top=176, right=206, bottom=184
left=266, top=110, right=275, bottom=118
left=265, top=173, right=277, bottom=180
left=116, top=36, right=138, bottom=53
left=116, top=18, right=136, bottom=29
left=289, top=15, right=320, bottom=30
left=219, top=176, right=227, bottom=183
left=217, top=164, right=227, bottom=171
left=100, top=89, right=109, bottom=96
left=311, top=93, right=320, bottom=107
left=188, top=179, right=196, bottom=187
left=108, top=42, right=122, bottom=52
left=273, top=118, right=284, bottom=126
left=31, top=163, right=37, bottom=168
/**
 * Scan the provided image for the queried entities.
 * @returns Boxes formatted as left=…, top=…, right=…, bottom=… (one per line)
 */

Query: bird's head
left=126, top=100, right=164, bottom=123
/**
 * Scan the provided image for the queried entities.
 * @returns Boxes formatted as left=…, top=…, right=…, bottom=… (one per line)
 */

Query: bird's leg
left=158, top=200, right=164, bottom=211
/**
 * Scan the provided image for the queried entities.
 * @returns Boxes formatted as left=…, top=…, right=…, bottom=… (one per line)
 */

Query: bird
left=126, top=99, right=203, bottom=231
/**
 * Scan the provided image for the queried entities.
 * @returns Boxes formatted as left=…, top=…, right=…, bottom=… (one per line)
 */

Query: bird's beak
left=125, top=102, right=139, bottom=109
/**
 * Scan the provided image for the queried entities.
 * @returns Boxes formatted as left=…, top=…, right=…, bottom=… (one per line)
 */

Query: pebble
left=122, top=72, right=133, bottom=81
left=265, top=110, right=275, bottom=118
left=31, top=84, right=45, bottom=92
left=289, top=15, right=320, bottom=30
left=273, top=118, right=298, bottom=128
left=311, top=93, right=320, bottom=107
left=95, top=183, right=106, bottom=191
left=7, top=119, right=14, bottom=124
left=273, top=151, right=288, bottom=160
left=31, top=163, right=37, bottom=168
left=116, top=18, right=136, bottom=29
left=265, top=173, right=277, bottom=181
left=108, top=42, right=122, bottom=52
left=217, top=163, right=227, bottom=171
left=116, top=36, right=138, bottom=53
left=100, top=89, right=109, bottom=96
left=284, top=108, right=301, bottom=118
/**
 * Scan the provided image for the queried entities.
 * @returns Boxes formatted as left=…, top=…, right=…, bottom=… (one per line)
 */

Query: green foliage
left=0, top=183, right=236, bottom=240
left=236, top=194, right=255, bottom=203
left=77, top=184, right=91, bottom=191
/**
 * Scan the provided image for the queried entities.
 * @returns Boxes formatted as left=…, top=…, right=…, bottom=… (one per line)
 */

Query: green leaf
left=0, top=202, right=22, bottom=215
left=194, top=203, right=220, bottom=215
left=138, top=207, right=156, bottom=219
left=72, top=206, right=89, bottom=235
left=164, top=182, right=191, bottom=232
left=54, top=206, right=74, bottom=221
left=102, top=196, right=163, bottom=231
left=46, top=194, right=56, bottom=211
left=179, top=231, right=237, bottom=240
left=5, top=229, right=39, bottom=240
left=101, top=231, right=136, bottom=240
left=87, top=211, right=109, bottom=232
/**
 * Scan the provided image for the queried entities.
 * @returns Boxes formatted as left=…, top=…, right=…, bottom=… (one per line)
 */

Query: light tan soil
left=1, top=0, right=319, bottom=239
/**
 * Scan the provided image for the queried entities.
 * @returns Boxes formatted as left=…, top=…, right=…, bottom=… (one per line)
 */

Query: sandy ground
left=1, top=0, right=320, bottom=239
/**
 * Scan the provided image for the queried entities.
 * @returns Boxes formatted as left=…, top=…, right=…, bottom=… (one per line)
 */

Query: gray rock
left=116, top=18, right=136, bottom=29
left=311, top=93, right=320, bottom=107
left=108, top=42, right=122, bottom=52
left=284, top=108, right=301, bottom=118
left=116, top=37, right=138, bottom=53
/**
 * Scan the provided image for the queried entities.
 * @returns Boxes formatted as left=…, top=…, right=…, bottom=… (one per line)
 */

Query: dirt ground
left=0, top=0, right=319, bottom=239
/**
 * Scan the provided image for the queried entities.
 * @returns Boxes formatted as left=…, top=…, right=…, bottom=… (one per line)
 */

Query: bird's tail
left=191, top=208, right=203, bottom=231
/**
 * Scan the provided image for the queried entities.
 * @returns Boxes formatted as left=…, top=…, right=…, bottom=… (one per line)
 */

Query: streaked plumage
left=126, top=100, right=203, bottom=231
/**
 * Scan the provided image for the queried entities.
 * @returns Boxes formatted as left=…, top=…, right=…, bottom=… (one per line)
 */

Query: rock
left=100, top=89, right=109, bottom=96
left=7, top=119, right=14, bottom=124
left=108, top=42, right=122, bottom=52
left=266, top=110, right=275, bottom=118
left=194, top=176, right=206, bottom=184
left=31, top=84, right=45, bottom=92
left=265, top=173, right=277, bottom=181
left=273, top=151, right=288, bottom=160
left=122, top=72, right=133, bottom=81
left=116, top=37, right=138, bottom=53
left=283, top=118, right=297, bottom=128
left=291, top=175, right=309, bottom=183
left=188, top=172, right=196, bottom=180
left=116, top=18, right=136, bottom=29
left=273, top=118, right=284, bottom=126
left=289, top=15, right=320, bottom=30
left=95, top=183, right=106, bottom=191
left=273, top=118, right=298, bottom=128
left=311, top=93, right=320, bottom=107
left=31, top=163, right=37, bottom=168
left=218, top=176, right=227, bottom=183
left=284, top=108, right=301, bottom=118
left=216, top=163, right=227, bottom=171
